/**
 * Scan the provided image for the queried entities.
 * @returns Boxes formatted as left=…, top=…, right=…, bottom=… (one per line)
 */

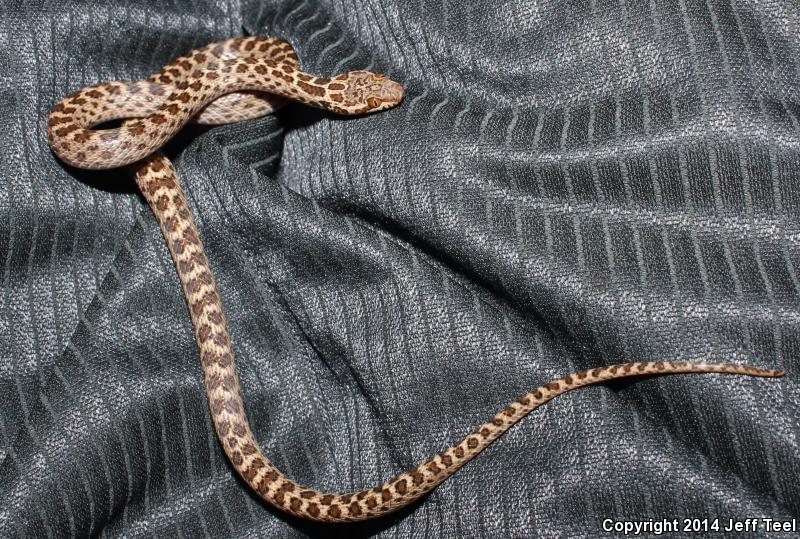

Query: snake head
left=330, top=71, right=404, bottom=114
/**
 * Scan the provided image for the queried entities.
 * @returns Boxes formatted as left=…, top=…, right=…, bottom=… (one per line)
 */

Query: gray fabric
left=1, top=0, right=798, bottom=537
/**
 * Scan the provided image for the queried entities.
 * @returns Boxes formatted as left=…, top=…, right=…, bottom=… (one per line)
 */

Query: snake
left=46, top=36, right=786, bottom=523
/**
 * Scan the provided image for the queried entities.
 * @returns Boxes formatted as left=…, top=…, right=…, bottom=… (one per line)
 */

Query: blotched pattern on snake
left=46, top=36, right=786, bottom=523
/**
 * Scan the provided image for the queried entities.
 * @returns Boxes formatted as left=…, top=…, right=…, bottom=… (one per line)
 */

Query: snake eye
left=367, top=97, right=382, bottom=108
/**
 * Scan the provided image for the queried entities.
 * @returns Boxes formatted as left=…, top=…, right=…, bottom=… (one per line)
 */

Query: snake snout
left=380, top=79, right=404, bottom=104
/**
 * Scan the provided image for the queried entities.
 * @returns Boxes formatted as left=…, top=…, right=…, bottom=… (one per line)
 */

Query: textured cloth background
left=1, top=1, right=799, bottom=537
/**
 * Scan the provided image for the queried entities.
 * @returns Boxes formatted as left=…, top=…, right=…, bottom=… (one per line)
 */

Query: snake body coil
left=47, top=36, right=785, bottom=522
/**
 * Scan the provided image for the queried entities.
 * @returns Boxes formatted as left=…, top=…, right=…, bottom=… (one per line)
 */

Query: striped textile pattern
left=1, top=0, right=798, bottom=537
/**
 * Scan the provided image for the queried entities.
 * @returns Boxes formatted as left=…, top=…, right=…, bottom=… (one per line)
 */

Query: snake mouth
left=380, top=79, right=404, bottom=105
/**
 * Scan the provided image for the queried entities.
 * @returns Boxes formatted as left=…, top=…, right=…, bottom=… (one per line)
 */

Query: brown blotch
left=427, top=462, right=442, bottom=475
left=546, top=382, right=560, bottom=391
left=241, top=443, right=257, bottom=455
left=347, top=501, right=361, bottom=517
left=257, top=479, right=269, bottom=495
left=297, top=80, right=325, bottom=97
left=290, top=498, right=302, bottom=512
left=411, top=470, right=424, bottom=485
left=300, top=490, right=315, bottom=499
left=47, top=116, right=70, bottom=127
left=218, top=352, right=233, bottom=368
left=454, top=447, right=464, bottom=458
left=279, top=482, right=296, bottom=494
left=328, top=505, right=341, bottom=519
left=320, top=494, right=334, bottom=505
left=191, top=290, right=218, bottom=317
left=264, top=469, right=279, bottom=483
left=480, top=427, right=491, bottom=438
left=212, top=332, right=230, bottom=347
left=224, top=399, right=241, bottom=414
left=200, top=350, right=220, bottom=368
left=176, top=256, right=192, bottom=273
left=185, top=278, right=202, bottom=295
left=164, top=216, right=179, bottom=232
left=72, top=131, right=91, bottom=143
left=128, top=122, right=146, bottom=136
left=198, top=323, right=212, bottom=343
left=366, top=497, right=378, bottom=509
left=155, top=195, right=170, bottom=211
left=467, top=437, right=478, bottom=449
left=206, top=373, right=221, bottom=391
left=236, top=63, right=248, bottom=73
left=564, top=375, right=573, bottom=384
left=211, top=398, right=225, bottom=415
left=231, top=451, right=243, bottom=466
left=243, top=463, right=258, bottom=481
left=183, top=227, right=199, bottom=244
left=307, top=503, right=320, bottom=517
left=394, top=479, right=408, bottom=494
left=220, top=375, right=235, bottom=392
left=654, top=362, right=665, bottom=370
left=173, top=92, right=191, bottom=104
left=441, top=454, right=453, bottom=466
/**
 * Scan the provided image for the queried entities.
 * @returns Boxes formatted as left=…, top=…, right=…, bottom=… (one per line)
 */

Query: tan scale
left=47, top=36, right=785, bottom=523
